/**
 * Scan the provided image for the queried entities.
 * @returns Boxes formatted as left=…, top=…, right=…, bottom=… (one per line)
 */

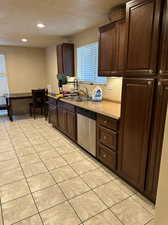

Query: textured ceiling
left=0, top=0, right=126, bottom=47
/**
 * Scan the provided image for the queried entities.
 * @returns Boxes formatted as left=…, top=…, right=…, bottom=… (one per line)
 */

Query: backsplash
left=65, top=77, right=123, bottom=103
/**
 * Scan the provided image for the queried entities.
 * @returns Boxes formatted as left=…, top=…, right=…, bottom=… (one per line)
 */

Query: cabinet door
left=48, top=104, right=57, bottom=127
left=62, top=44, right=74, bottom=76
left=124, top=0, right=162, bottom=76
left=67, top=111, right=76, bottom=141
left=99, top=20, right=125, bottom=76
left=118, top=78, right=154, bottom=191
left=145, top=79, right=168, bottom=202
left=158, top=0, right=168, bottom=78
left=57, top=45, right=63, bottom=74
left=58, top=106, right=66, bottom=132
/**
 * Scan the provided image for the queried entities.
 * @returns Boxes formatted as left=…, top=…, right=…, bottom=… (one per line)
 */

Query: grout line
left=5, top=127, right=45, bottom=225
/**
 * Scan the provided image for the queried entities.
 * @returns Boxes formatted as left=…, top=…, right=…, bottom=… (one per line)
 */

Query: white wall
left=0, top=46, right=46, bottom=93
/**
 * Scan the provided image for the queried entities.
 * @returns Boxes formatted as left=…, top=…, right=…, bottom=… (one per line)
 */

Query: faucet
left=78, top=87, right=89, bottom=98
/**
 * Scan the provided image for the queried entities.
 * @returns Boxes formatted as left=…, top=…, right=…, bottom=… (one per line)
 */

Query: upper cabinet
left=159, top=0, right=168, bottom=78
left=99, top=19, right=126, bottom=76
left=124, top=0, right=162, bottom=76
left=56, top=43, right=75, bottom=76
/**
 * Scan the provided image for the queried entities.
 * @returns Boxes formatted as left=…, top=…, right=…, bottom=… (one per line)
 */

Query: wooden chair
left=0, top=96, right=13, bottom=121
left=29, top=89, right=46, bottom=119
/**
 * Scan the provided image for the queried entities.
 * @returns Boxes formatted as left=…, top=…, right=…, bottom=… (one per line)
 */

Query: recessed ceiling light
left=21, top=38, right=28, bottom=42
left=37, top=23, right=46, bottom=28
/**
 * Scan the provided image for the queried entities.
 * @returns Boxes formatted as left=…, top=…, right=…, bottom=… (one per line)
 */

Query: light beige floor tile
left=33, top=143, right=54, bottom=152
left=14, top=214, right=43, bottom=225
left=16, top=146, right=35, bottom=157
left=0, top=179, right=30, bottom=203
left=132, top=193, right=155, bottom=215
left=14, top=142, right=32, bottom=149
left=62, top=152, right=84, bottom=164
left=113, top=178, right=137, bottom=196
left=94, top=181, right=130, bottom=207
left=27, top=172, right=55, bottom=192
left=71, top=160, right=97, bottom=175
left=146, top=219, right=155, bottom=225
left=81, top=169, right=112, bottom=188
left=2, top=195, right=37, bottom=225
left=0, top=159, right=20, bottom=172
left=83, top=209, right=122, bottom=225
left=55, top=144, right=76, bottom=154
left=0, top=146, right=13, bottom=153
left=51, top=165, right=78, bottom=183
left=70, top=190, right=107, bottom=221
left=33, top=185, right=66, bottom=211
left=0, top=168, right=24, bottom=186
left=0, top=151, right=16, bottom=161
left=59, top=177, right=90, bottom=199
left=42, top=157, right=67, bottom=170
left=40, top=201, right=81, bottom=225
left=111, top=197, right=153, bottom=225
left=38, top=150, right=59, bottom=160
left=22, top=162, right=47, bottom=178
left=19, top=154, right=41, bottom=165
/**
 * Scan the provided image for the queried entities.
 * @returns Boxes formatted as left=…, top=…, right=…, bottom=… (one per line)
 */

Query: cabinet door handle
left=103, top=154, right=106, bottom=158
left=103, top=135, right=107, bottom=140
left=103, top=120, right=107, bottom=124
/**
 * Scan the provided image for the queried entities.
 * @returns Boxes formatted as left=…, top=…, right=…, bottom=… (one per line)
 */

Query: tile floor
left=0, top=116, right=155, bottom=225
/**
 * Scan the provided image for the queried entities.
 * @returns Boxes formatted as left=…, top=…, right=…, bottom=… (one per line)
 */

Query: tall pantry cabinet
left=118, top=0, right=168, bottom=201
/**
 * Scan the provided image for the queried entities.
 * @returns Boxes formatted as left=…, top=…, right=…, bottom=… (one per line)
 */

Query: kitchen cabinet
left=124, top=0, right=162, bottom=76
left=97, top=114, right=119, bottom=171
left=56, top=43, right=74, bottom=76
left=98, top=19, right=126, bottom=76
left=118, top=78, right=154, bottom=192
left=57, top=101, right=76, bottom=141
left=47, top=97, right=58, bottom=128
left=158, top=0, right=168, bottom=78
left=145, top=79, right=168, bottom=201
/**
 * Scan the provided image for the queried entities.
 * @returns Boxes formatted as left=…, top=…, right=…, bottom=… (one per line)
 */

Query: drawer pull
left=103, top=120, right=107, bottom=124
left=103, top=135, right=107, bottom=140
left=103, top=154, right=106, bottom=158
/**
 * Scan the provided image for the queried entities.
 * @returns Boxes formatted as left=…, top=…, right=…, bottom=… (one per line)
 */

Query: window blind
left=77, top=42, right=107, bottom=84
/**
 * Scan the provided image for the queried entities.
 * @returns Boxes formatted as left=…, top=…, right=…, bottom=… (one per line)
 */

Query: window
left=0, top=54, right=9, bottom=105
left=77, top=42, right=107, bottom=84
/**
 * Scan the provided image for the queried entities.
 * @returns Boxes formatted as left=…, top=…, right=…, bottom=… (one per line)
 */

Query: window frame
left=76, top=42, right=107, bottom=85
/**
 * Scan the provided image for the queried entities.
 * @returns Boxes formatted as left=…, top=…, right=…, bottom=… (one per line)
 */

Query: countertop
left=48, top=95, right=121, bottom=119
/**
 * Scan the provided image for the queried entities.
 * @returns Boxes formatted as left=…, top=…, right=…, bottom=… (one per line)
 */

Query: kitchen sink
left=64, top=96, right=91, bottom=102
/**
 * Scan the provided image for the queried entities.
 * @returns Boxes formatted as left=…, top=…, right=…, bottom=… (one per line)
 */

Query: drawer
left=97, top=114, right=118, bottom=131
left=97, top=144, right=116, bottom=170
left=98, top=126, right=117, bottom=151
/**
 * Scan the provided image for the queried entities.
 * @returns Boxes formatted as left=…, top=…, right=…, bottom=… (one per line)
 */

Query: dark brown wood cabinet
left=48, top=97, right=58, bottom=128
left=145, top=79, right=168, bottom=201
left=99, top=19, right=126, bottom=76
left=56, top=43, right=74, bottom=76
left=124, top=0, right=162, bottom=76
left=118, top=78, right=155, bottom=191
left=97, top=114, right=119, bottom=171
left=57, top=101, right=76, bottom=141
left=159, top=0, right=168, bottom=78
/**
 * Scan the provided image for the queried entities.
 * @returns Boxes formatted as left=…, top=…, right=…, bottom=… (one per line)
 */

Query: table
left=6, top=93, right=32, bottom=119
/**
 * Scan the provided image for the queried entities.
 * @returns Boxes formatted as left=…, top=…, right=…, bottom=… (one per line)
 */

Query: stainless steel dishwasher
left=77, top=108, right=96, bottom=157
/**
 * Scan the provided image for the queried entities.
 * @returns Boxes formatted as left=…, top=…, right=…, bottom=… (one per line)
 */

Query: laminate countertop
left=48, top=95, right=121, bottom=119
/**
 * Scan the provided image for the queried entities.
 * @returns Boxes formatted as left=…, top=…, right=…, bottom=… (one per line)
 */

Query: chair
left=0, top=96, right=13, bottom=121
left=29, top=89, right=46, bottom=119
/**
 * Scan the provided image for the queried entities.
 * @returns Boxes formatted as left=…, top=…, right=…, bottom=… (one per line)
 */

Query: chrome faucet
left=79, top=87, right=89, bottom=98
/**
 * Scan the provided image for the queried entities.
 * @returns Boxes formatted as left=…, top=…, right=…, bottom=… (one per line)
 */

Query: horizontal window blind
left=77, top=42, right=106, bottom=84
